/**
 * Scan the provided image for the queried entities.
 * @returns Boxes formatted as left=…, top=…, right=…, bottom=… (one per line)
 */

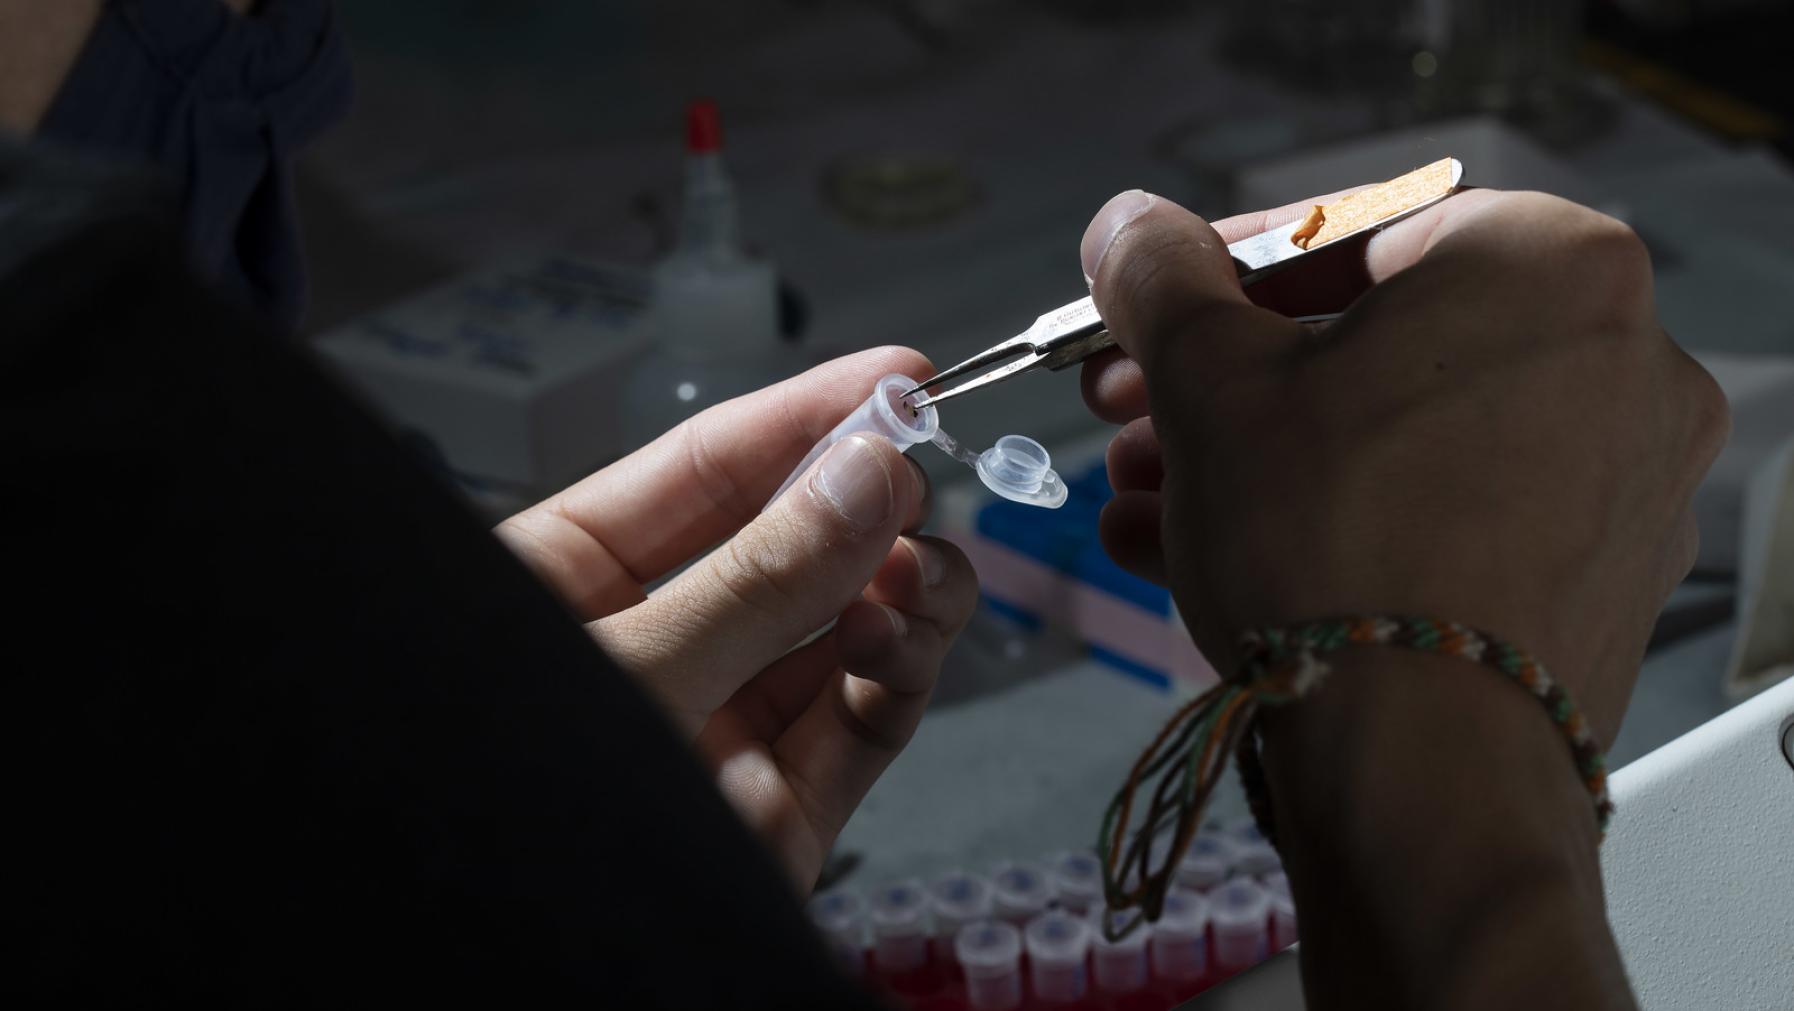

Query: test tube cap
left=955, top=919, right=1024, bottom=979
left=975, top=434, right=1067, bottom=509
left=809, top=889, right=867, bottom=938
left=1046, top=850, right=1104, bottom=912
left=1024, top=908, right=1093, bottom=964
left=868, top=878, right=931, bottom=937
left=991, top=861, right=1056, bottom=920
left=1208, top=877, right=1272, bottom=933
left=1154, top=887, right=1211, bottom=940
left=930, top=869, right=996, bottom=925
left=1088, top=907, right=1152, bottom=953
left=1176, top=831, right=1234, bottom=891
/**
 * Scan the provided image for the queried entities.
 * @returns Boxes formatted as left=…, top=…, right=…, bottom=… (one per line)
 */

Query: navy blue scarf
left=38, top=0, right=352, bottom=333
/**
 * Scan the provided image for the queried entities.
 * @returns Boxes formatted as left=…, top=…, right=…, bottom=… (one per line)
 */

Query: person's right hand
left=1078, top=188, right=1728, bottom=745
left=1077, top=188, right=1728, bottom=1010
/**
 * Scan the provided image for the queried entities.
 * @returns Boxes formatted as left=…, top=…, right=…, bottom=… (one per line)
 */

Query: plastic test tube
left=868, top=878, right=932, bottom=976
left=769, top=373, right=939, bottom=505
left=1224, top=817, right=1284, bottom=878
left=955, top=920, right=1025, bottom=1011
left=1261, top=870, right=1299, bottom=951
left=1045, top=850, right=1104, bottom=914
left=1024, top=909, right=1093, bottom=1005
left=808, top=888, right=868, bottom=978
left=1209, top=877, right=1272, bottom=973
left=1149, top=887, right=1211, bottom=985
left=1088, top=906, right=1153, bottom=995
left=991, top=861, right=1057, bottom=924
left=1176, top=831, right=1234, bottom=892
left=929, top=869, right=996, bottom=964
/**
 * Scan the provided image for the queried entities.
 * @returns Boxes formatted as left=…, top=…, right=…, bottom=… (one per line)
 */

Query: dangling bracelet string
left=1096, top=615, right=1613, bottom=942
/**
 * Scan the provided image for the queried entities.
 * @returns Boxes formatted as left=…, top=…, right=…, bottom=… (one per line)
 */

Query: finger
left=1079, top=346, right=1150, bottom=425
left=1079, top=186, right=1371, bottom=421
left=1099, top=490, right=1168, bottom=586
left=1105, top=418, right=1162, bottom=494
left=837, top=535, right=980, bottom=691
left=592, top=432, right=927, bottom=731
left=500, top=346, right=932, bottom=620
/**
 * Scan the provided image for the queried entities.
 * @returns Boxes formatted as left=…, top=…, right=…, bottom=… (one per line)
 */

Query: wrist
left=1257, top=648, right=1630, bottom=1009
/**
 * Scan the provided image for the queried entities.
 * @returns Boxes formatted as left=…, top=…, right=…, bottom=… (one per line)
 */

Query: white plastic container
left=1209, top=877, right=1272, bottom=972
left=1262, top=870, right=1299, bottom=951
left=1024, top=909, right=1093, bottom=1005
left=769, top=373, right=940, bottom=505
left=991, top=861, right=1056, bottom=924
left=808, top=888, right=867, bottom=978
left=868, top=878, right=932, bottom=975
left=1149, top=887, right=1211, bottom=984
left=1224, top=817, right=1283, bottom=878
left=1176, top=831, right=1234, bottom=891
left=955, top=920, right=1025, bottom=1010
left=929, top=870, right=996, bottom=963
left=1088, top=907, right=1153, bottom=995
left=1045, top=850, right=1105, bottom=914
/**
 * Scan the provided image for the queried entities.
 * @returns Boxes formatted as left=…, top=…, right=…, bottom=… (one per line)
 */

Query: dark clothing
left=3, top=145, right=875, bottom=1008
left=37, top=0, right=352, bottom=332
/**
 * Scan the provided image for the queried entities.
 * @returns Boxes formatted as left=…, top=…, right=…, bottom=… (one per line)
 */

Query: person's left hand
left=496, top=347, right=978, bottom=889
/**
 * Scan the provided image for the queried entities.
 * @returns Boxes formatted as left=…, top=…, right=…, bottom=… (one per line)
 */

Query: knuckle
left=1679, top=350, right=1733, bottom=464
left=710, top=522, right=808, bottom=623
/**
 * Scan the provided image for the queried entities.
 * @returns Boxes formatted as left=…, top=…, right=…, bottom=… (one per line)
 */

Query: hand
left=496, top=348, right=978, bottom=889
left=1077, top=189, right=1727, bottom=1010
left=1078, top=188, right=1727, bottom=744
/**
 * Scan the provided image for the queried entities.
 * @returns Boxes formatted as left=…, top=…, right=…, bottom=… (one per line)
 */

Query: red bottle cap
left=685, top=99, right=722, bottom=153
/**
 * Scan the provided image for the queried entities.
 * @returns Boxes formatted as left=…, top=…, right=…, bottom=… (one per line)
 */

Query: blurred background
left=228, top=0, right=1794, bottom=1000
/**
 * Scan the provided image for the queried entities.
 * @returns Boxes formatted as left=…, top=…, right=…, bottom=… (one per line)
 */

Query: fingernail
left=812, top=435, right=894, bottom=531
left=1080, top=190, right=1157, bottom=284
left=904, top=538, right=945, bottom=589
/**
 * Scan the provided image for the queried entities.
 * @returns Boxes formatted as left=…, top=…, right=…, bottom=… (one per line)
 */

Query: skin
left=498, top=347, right=979, bottom=889
left=0, top=0, right=255, bottom=135
left=1078, top=188, right=1728, bottom=1009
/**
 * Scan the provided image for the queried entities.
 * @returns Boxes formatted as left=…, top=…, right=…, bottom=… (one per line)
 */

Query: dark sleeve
left=2, top=212, right=880, bottom=1009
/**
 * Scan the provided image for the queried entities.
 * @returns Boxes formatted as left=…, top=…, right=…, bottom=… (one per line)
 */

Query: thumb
left=1081, top=190, right=1302, bottom=383
left=591, top=434, right=924, bottom=731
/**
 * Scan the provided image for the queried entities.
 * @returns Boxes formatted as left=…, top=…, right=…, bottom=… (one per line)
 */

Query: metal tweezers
left=904, top=158, right=1464, bottom=409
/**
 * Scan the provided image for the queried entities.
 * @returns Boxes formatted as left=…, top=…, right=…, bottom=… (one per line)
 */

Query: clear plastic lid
left=929, top=869, right=996, bottom=925
left=1046, top=850, right=1104, bottom=912
left=868, top=878, right=931, bottom=937
left=1208, top=877, right=1272, bottom=934
left=809, top=889, right=866, bottom=938
left=1176, top=831, right=1234, bottom=890
left=1023, top=909, right=1093, bottom=966
left=955, top=919, right=1024, bottom=979
left=1154, top=887, right=1211, bottom=940
left=974, top=434, right=1067, bottom=509
left=1088, top=907, right=1152, bottom=953
left=991, top=861, right=1056, bottom=920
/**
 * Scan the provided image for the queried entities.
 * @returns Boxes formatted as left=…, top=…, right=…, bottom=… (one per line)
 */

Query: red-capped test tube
left=1261, top=870, right=1299, bottom=951
left=991, top=862, right=1056, bottom=925
left=808, top=888, right=868, bottom=978
left=1208, top=877, right=1272, bottom=975
left=1088, top=906, right=1153, bottom=998
left=955, top=920, right=1025, bottom=1011
left=1045, top=850, right=1105, bottom=914
left=1024, top=909, right=1093, bottom=1005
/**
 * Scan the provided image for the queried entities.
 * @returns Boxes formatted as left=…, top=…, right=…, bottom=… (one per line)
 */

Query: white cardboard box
left=315, top=256, right=654, bottom=496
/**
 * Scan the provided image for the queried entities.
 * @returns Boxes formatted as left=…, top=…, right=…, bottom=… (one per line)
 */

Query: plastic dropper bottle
left=623, top=100, right=783, bottom=448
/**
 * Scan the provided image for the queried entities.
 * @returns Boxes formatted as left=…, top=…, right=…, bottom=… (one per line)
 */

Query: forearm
left=1258, top=649, right=1636, bottom=1011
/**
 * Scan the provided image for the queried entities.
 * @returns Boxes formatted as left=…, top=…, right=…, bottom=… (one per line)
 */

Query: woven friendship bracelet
left=1095, top=614, right=1611, bottom=942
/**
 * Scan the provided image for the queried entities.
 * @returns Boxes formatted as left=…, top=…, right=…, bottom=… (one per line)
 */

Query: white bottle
left=624, top=100, right=783, bottom=449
